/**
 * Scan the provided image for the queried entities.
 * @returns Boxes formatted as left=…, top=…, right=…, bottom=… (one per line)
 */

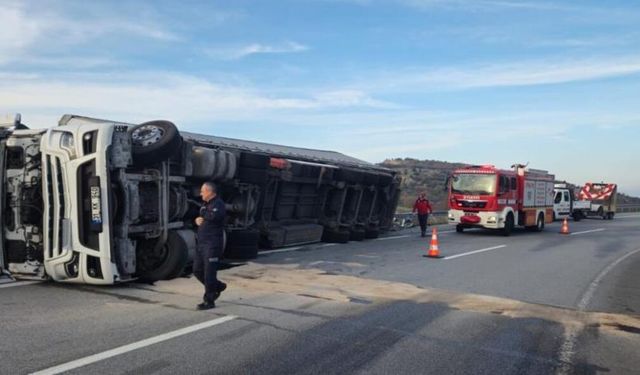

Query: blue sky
left=2, top=0, right=639, bottom=195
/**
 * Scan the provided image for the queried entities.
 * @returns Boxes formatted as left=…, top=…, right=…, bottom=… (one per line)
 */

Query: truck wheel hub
left=131, top=125, right=165, bottom=147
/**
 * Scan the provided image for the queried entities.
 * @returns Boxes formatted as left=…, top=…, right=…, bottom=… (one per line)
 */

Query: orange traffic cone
left=423, top=228, right=444, bottom=258
left=560, top=218, right=570, bottom=234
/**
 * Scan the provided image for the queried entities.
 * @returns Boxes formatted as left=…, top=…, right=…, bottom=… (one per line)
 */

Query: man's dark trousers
left=418, top=214, right=429, bottom=236
left=193, top=240, right=223, bottom=303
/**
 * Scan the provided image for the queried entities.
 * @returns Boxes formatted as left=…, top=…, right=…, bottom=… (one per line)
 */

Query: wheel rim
left=131, top=125, right=165, bottom=147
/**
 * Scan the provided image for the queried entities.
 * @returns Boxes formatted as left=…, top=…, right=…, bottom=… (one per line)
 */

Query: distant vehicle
left=1, top=114, right=401, bottom=285
left=553, top=183, right=617, bottom=221
left=448, top=164, right=555, bottom=236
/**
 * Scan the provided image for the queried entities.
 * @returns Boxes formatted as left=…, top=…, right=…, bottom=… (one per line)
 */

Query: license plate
left=90, top=186, right=102, bottom=224
left=463, top=212, right=478, bottom=216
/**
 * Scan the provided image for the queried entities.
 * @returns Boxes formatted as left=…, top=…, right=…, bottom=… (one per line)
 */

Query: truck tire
left=138, top=231, right=189, bottom=282
left=535, top=213, right=545, bottom=232
left=456, top=224, right=464, bottom=233
left=573, top=211, right=582, bottom=221
left=502, top=214, right=514, bottom=236
left=349, top=229, right=366, bottom=241
left=322, top=228, right=350, bottom=243
left=225, top=229, right=258, bottom=259
left=130, top=120, right=182, bottom=165
left=607, top=212, right=615, bottom=220
left=225, top=229, right=259, bottom=260
left=364, top=228, right=380, bottom=239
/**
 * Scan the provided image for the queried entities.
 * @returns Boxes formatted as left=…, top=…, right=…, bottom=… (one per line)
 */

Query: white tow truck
left=553, top=183, right=618, bottom=221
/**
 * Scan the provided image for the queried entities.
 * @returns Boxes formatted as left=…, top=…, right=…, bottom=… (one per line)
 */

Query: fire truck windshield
left=451, top=173, right=496, bottom=196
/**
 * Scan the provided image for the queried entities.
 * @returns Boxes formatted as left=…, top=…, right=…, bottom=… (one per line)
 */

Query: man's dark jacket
left=198, top=196, right=226, bottom=257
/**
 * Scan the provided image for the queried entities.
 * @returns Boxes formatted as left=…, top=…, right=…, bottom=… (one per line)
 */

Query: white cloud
left=355, top=55, right=640, bottom=91
left=0, top=1, right=179, bottom=66
left=0, top=71, right=393, bottom=128
left=0, top=2, right=43, bottom=64
left=204, top=42, right=309, bottom=60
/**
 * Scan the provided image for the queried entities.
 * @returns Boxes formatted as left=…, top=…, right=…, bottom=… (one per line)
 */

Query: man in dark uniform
left=194, top=182, right=227, bottom=310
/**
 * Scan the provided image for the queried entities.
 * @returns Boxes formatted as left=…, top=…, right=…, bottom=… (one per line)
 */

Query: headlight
left=60, top=132, right=76, bottom=158
left=448, top=212, right=454, bottom=219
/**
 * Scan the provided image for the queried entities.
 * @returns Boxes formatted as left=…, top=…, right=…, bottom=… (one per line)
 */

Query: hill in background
left=379, top=158, right=640, bottom=213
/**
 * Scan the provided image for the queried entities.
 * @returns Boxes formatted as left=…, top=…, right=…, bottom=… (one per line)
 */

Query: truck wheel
left=502, top=214, right=514, bottom=236
left=322, top=228, right=350, bottom=243
left=349, top=229, right=366, bottom=241
left=607, top=212, right=615, bottom=220
left=130, top=120, right=182, bottom=165
left=573, top=211, right=582, bottom=222
left=138, top=231, right=189, bottom=282
left=456, top=224, right=464, bottom=233
left=225, top=230, right=259, bottom=260
left=364, top=228, right=380, bottom=239
left=535, top=213, right=545, bottom=232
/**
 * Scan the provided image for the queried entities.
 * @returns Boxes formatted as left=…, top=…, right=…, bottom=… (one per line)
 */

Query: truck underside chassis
left=111, top=120, right=400, bottom=281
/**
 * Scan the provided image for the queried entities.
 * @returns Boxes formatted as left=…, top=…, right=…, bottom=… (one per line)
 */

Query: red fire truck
left=448, top=164, right=555, bottom=236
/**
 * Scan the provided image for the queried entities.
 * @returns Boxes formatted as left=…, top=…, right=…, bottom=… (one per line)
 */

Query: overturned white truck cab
left=1, top=115, right=401, bottom=285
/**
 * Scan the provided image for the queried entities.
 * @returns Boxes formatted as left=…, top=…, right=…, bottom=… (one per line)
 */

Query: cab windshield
left=451, top=173, right=496, bottom=196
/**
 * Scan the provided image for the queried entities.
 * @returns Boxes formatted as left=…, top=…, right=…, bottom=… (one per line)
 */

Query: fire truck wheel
left=535, top=213, right=545, bottom=232
left=502, top=214, right=514, bottom=236
left=130, top=120, right=182, bottom=165
left=456, top=224, right=464, bottom=233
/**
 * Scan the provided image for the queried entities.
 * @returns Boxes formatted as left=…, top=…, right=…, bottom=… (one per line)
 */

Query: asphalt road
left=1, top=214, right=639, bottom=375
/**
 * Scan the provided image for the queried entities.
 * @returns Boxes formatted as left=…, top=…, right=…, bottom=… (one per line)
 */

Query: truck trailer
left=0, top=114, right=401, bottom=285
left=553, top=183, right=617, bottom=221
left=448, top=164, right=555, bottom=236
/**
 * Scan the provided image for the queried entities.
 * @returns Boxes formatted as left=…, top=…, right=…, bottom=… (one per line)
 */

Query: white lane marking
left=31, top=315, right=237, bottom=375
left=0, top=280, right=42, bottom=289
left=569, top=228, right=605, bottom=236
left=577, top=247, right=640, bottom=310
left=260, top=246, right=303, bottom=255
left=319, top=243, right=337, bottom=248
left=443, top=245, right=507, bottom=260
left=614, top=216, right=640, bottom=219
left=556, top=247, right=640, bottom=375
left=376, top=235, right=410, bottom=241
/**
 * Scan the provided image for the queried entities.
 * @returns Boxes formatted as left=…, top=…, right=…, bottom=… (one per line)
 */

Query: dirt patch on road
left=222, top=262, right=640, bottom=336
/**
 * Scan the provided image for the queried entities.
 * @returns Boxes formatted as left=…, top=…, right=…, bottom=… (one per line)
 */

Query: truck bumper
left=448, top=209, right=503, bottom=229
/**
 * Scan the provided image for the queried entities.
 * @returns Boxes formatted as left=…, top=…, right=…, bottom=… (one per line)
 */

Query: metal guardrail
left=394, top=205, right=640, bottom=228
left=617, top=204, right=640, bottom=213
